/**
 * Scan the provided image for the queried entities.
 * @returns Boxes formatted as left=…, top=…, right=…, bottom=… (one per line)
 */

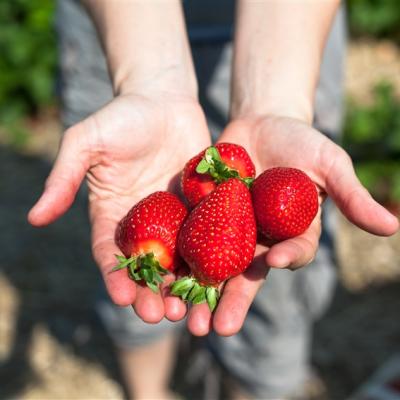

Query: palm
left=29, top=93, right=211, bottom=322
left=219, top=116, right=330, bottom=270
left=186, top=115, right=399, bottom=337
left=87, top=95, right=210, bottom=203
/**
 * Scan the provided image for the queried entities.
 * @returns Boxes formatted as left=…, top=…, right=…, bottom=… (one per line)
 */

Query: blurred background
left=0, top=1, right=399, bottom=399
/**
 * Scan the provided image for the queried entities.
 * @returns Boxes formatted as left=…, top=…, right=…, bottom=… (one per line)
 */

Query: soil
left=1, top=39, right=400, bottom=400
left=346, top=39, right=400, bottom=104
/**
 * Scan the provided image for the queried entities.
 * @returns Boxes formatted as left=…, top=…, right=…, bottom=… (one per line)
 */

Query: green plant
left=344, top=82, right=400, bottom=154
left=348, top=0, right=400, bottom=39
left=0, top=0, right=56, bottom=125
left=356, top=161, right=400, bottom=204
left=343, top=81, right=400, bottom=205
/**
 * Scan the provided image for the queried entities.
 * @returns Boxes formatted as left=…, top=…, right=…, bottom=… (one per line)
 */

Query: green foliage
left=343, top=81, right=400, bottom=203
left=344, top=82, right=400, bottom=153
left=356, top=161, right=400, bottom=203
left=348, top=0, right=400, bottom=39
left=0, top=0, right=56, bottom=124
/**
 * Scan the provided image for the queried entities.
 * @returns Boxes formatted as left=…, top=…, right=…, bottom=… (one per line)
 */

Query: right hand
left=186, top=114, right=399, bottom=337
left=28, top=91, right=211, bottom=323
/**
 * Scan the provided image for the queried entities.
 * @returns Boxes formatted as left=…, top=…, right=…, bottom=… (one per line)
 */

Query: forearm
left=231, top=0, right=340, bottom=123
left=83, top=0, right=197, bottom=97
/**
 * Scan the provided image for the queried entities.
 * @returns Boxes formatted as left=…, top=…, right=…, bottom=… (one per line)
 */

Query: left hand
left=186, top=115, right=399, bottom=336
left=28, top=92, right=211, bottom=323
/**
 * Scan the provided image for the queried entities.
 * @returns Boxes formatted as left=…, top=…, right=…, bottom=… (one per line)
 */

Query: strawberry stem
left=170, top=276, right=220, bottom=311
left=112, top=253, right=169, bottom=293
left=196, top=146, right=254, bottom=188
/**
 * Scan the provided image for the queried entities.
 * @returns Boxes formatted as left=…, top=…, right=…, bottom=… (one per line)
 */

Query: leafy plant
left=0, top=0, right=56, bottom=125
left=348, top=0, right=400, bottom=39
left=343, top=81, right=400, bottom=205
left=356, top=161, right=400, bottom=204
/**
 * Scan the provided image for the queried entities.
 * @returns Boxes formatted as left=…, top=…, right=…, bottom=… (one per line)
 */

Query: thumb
left=324, top=147, right=399, bottom=236
left=28, top=123, right=90, bottom=226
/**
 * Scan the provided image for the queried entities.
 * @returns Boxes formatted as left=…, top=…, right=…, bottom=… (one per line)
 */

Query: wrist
left=230, top=94, right=313, bottom=125
left=114, top=60, right=198, bottom=99
left=85, top=0, right=198, bottom=99
left=230, top=0, right=339, bottom=126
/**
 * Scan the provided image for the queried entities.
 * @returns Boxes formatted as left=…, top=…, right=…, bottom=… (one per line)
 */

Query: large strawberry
left=251, top=167, right=318, bottom=241
left=181, top=143, right=255, bottom=208
left=113, top=191, right=188, bottom=292
left=171, top=178, right=257, bottom=311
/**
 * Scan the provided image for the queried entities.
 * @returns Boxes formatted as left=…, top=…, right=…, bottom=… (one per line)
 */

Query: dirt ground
left=0, top=39, right=400, bottom=400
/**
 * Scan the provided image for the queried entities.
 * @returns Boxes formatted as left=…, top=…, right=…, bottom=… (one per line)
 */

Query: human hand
left=28, top=92, right=211, bottom=323
left=186, top=115, right=399, bottom=336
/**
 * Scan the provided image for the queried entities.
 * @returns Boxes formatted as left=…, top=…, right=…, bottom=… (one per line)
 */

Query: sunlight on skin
left=185, top=116, right=399, bottom=337
left=27, top=106, right=399, bottom=335
left=28, top=93, right=211, bottom=324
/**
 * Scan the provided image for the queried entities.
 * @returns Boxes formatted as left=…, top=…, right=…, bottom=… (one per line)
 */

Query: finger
left=265, top=213, right=321, bottom=270
left=323, top=147, right=399, bottom=236
left=28, top=124, right=90, bottom=226
left=92, top=213, right=167, bottom=323
left=162, top=274, right=188, bottom=322
left=187, top=303, right=213, bottom=336
left=94, top=233, right=166, bottom=323
left=133, top=283, right=166, bottom=324
left=93, top=237, right=138, bottom=307
left=91, top=215, right=137, bottom=307
left=212, top=249, right=270, bottom=336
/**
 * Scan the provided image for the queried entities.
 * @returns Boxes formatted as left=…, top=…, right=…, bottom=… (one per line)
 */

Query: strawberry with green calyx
left=113, top=253, right=169, bottom=293
left=171, top=276, right=219, bottom=311
left=251, top=167, right=318, bottom=241
left=171, top=178, right=257, bottom=311
left=181, top=143, right=255, bottom=208
left=196, top=146, right=255, bottom=186
left=113, top=191, right=188, bottom=293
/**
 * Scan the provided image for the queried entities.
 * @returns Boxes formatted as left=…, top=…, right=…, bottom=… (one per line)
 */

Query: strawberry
left=113, top=191, right=188, bottom=292
left=251, top=167, right=318, bottom=241
left=181, top=143, right=255, bottom=208
left=171, top=178, right=257, bottom=311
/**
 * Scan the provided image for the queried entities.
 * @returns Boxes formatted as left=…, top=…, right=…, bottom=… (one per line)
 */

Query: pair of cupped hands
left=28, top=90, right=399, bottom=337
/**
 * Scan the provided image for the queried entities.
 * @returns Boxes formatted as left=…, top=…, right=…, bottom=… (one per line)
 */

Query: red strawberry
left=251, top=167, right=318, bottom=241
left=113, top=191, right=188, bottom=292
left=171, top=178, right=256, bottom=310
left=181, top=143, right=256, bottom=208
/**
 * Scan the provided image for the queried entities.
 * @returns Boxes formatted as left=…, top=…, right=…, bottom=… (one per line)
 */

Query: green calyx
left=195, top=146, right=254, bottom=188
left=112, top=253, right=169, bottom=293
left=170, top=276, right=219, bottom=312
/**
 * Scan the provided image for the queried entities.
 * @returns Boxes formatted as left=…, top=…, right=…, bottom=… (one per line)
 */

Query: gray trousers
left=56, top=1, right=345, bottom=397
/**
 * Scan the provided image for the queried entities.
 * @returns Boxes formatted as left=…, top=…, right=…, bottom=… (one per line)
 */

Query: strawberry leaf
left=112, top=255, right=136, bottom=271
left=206, top=146, right=222, bottom=162
left=191, top=289, right=207, bottom=305
left=129, top=270, right=141, bottom=281
left=195, top=146, right=253, bottom=187
left=113, top=252, right=168, bottom=290
left=206, top=287, right=219, bottom=312
left=188, top=282, right=203, bottom=302
left=170, top=277, right=220, bottom=311
left=157, top=265, right=169, bottom=275
left=196, top=159, right=211, bottom=174
left=146, top=281, right=159, bottom=293
left=242, top=177, right=255, bottom=188
left=170, top=277, right=195, bottom=297
left=154, top=273, right=164, bottom=284
left=141, top=268, right=153, bottom=283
